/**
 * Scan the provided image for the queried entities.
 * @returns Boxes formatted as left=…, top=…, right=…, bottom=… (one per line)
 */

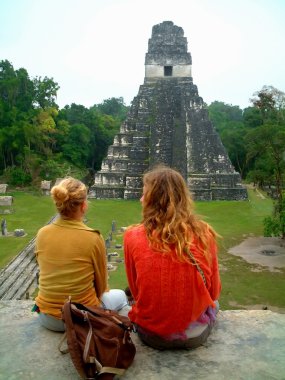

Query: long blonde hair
left=50, top=177, right=87, bottom=217
left=142, top=166, right=217, bottom=262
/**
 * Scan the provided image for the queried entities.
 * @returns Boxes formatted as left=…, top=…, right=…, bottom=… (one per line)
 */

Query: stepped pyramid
left=91, top=21, right=248, bottom=201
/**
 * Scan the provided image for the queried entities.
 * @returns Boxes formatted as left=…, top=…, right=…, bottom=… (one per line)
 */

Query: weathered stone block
left=114, top=134, right=133, bottom=146
left=101, top=173, right=125, bottom=186
left=101, top=159, right=129, bottom=172
left=0, top=196, right=13, bottom=206
left=124, top=189, right=143, bottom=200
left=192, top=189, right=213, bottom=201
left=127, top=162, right=148, bottom=173
left=0, top=184, right=8, bottom=194
left=108, top=146, right=130, bottom=158
left=94, top=187, right=125, bottom=199
left=125, top=176, right=143, bottom=189
left=212, top=188, right=248, bottom=201
left=40, top=180, right=51, bottom=190
left=55, top=178, right=64, bottom=186
left=188, top=176, right=211, bottom=190
left=14, top=229, right=25, bottom=237
left=129, top=148, right=149, bottom=160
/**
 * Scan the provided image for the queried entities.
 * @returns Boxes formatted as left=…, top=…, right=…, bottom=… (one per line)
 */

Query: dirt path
left=228, top=236, right=285, bottom=272
left=228, top=236, right=285, bottom=313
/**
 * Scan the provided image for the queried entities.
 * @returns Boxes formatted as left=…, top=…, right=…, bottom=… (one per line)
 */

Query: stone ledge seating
left=0, top=301, right=284, bottom=379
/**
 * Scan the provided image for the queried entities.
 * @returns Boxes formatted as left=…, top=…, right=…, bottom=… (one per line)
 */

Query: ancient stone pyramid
left=91, top=21, right=248, bottom=201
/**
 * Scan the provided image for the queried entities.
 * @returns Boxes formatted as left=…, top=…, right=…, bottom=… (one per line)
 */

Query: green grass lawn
left=0, top=191, right=55, bottom=267
left=1, top=188, right=284, bottom=311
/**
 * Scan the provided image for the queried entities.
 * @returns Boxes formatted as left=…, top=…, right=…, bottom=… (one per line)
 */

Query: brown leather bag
left=61, top=300, right=136, bottom=380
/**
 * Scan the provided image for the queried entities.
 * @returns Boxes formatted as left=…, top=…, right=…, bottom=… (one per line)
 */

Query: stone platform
left=0, top=301, right=284, bottom=380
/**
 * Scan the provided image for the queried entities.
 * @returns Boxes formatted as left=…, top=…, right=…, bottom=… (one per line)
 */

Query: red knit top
left=124, top=224, right=221, bottom=336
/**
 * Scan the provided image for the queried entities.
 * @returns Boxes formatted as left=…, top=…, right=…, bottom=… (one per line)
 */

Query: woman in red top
left=124, top=166, right=221, bottom=349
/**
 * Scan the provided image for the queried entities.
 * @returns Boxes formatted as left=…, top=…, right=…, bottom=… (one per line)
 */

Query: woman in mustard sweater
left=35, top=177, right=128, bottom=331
left=124, top=166, right=221, bottom=349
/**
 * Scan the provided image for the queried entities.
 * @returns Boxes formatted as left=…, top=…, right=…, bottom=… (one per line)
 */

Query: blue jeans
left=38, top=289, right=128, bottom=332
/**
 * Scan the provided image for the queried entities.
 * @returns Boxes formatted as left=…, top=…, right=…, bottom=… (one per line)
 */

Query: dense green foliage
left=208, top=86, right=285, bottom=237
left=0, top=60, right=129, bottom=186
left=208, top=86, right=285, bottom=188
left=1, top=60, right=284, bottom=236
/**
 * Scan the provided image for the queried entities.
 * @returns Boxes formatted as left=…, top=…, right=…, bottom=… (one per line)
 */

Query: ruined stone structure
left=92, top=21, right=248, bottom=201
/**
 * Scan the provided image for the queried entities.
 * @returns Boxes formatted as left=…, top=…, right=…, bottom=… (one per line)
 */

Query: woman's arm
left=209, top=238, right=222, bottom=300
left=123, top=230, right=138, bottom=301
left=92, top=233, right=109, bottom=299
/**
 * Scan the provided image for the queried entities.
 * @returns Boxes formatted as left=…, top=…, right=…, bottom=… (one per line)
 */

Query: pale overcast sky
left=1, top=0, right=285, bottom=110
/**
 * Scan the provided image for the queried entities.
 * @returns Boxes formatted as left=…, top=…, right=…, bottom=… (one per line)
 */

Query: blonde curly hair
left=50, top=177, right=87, bottom=217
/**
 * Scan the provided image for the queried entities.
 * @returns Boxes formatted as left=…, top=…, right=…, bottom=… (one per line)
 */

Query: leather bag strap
left=184, top=247, right=207, bottom=286
left=58, top=332, right=69, bottom=354
left=99, top=367, right=125, bottom=376
left=61, top=301, right=86, bottom=379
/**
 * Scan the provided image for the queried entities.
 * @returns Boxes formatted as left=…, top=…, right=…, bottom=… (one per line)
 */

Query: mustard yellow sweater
left=35, top=217, right=108, bottom=319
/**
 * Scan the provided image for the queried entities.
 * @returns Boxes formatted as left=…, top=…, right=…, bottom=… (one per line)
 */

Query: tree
left=15, top=68, right=34, bottom=111
left=95, top=97, right=129, bottom=120
left=246, top=123, right=285, bottom=192
left=0, top=61, right=60, bottom=177
left=219, top=122, right=247, bottom=177
left=0, top=60, right=18, bottom=109
left=33, top=76, right=59, bottom=109
left=62, top=123, right=91, bottom=166
left=247, top=86, right=285, bottom=238
left=58, top=102, right=122, bottom=172
left=250, top=85, right=285, bottom=115
left=89, top=113, right=119, bottom=171
left=208, top=101, right=247, bottom=176
left=243, top=106, right=263, bottom=129
left=246, top=86, right=285, bottom=193
left=0, top=61, right=34, bottom=113
left=60, top=103, right=90, bottom=126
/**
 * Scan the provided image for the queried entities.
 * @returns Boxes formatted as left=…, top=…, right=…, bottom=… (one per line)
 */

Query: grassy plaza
left=0, top=188, right=284, bottom=312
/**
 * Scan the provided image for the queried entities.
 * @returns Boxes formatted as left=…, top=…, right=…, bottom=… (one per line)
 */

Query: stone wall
left=0, top=184, right=8, bottom=194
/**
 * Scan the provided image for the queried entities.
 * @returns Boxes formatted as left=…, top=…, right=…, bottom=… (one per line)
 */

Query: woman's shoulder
left=124, top=224, right=145, bottom=239
left=84, top=228, right=104, bottom=245
left=36, top=223, right=52, bottom=236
